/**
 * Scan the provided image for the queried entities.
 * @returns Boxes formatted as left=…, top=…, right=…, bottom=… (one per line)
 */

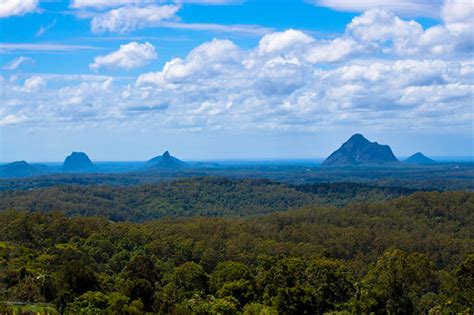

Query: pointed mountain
left=63, top=152, right=95, bottom=172
left=404, top=152, right=435, bottom=165
left=146, top=151, right=188, bottom=170
left=0, top=161, right=49, bottom=178
left=322, top=134, right=399, bottom=167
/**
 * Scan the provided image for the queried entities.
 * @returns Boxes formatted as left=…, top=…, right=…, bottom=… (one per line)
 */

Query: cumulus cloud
left=134, top=49, right=470, bottom=131
left=257, top=29, right=314, bottom=55
left=137, top=38, right=241, bottom=84
left=0, top=0, right=38, bottom=18
left=90, top=42, right=157, bottom=71
left=91, top=5, right=179, bottom=33
left=3, top=56, right=33, bottom=70
left=304, top=38, right=359, bottom=63
left=441, top=0, right=474, bottom=34
left=346, top=9, right=424, bottom=55
left=2, top=6, right=473, bottom=134
left=0, top=75, right=116, bottom=126
left=23, top=75, right=46, bottom=92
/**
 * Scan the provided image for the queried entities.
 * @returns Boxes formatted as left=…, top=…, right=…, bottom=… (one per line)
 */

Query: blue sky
left=0, top=0, right=473, bottom=162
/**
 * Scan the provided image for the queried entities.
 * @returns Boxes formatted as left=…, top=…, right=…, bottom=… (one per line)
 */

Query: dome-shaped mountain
left=146, top=151, right=188, bottom=170
left=63, top=152, right=95, bottom=172
left=404, top=152, right=435, bottom=165
left=0, top=161, right=49, bottom=178
left=322, top=134, right=399, bottom=167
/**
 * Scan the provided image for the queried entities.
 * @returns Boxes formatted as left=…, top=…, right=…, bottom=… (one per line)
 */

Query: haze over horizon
left=1, top=0, right=473, bottom=162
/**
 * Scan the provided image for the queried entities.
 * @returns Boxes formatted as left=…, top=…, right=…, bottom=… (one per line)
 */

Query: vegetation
left=0, top=190, right=472, bottom=314
left=0, top=178, right=419, bottom=222
left=1, top=162, right=473, bottom=191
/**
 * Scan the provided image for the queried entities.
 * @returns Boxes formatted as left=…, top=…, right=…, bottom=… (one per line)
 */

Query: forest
left=1, top=162, right=473, bottom=192
left=0, top=184, right=472, bottom=314
left=0, top=178, right=418, bottom=222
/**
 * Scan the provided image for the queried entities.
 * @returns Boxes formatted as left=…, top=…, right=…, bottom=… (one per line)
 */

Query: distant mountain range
left=0, top=139, right=445, bottom=178
left=322, top=134, right=399, bottom=167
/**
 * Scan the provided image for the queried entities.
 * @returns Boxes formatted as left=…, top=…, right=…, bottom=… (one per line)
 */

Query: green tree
left=174, top=261, right=208, bottom=298
left=357, top=249, right=439, bottom=314
left=65, top=291, right=109, bottom=315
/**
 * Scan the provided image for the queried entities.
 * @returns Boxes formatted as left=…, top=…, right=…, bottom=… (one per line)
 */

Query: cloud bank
left=1, top=2, right=472, bottom=138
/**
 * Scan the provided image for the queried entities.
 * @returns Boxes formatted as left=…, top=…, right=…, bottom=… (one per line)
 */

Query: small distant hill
left=63, top=152, right=95, bottom=172
left=322, top=134, right=399, bottom=167
left=146, top=151, right=188, bottom=170
left=404, top=152, right=435, bottom=165
left=0, top=161, right=49, bottom=178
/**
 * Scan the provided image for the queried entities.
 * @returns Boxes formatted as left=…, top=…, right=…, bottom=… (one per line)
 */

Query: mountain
left=0, top=161, right=49, bottom=178
left=146, top=151, right=188, bottom=170
left=404, top=152, right=435, bottom=165
left=322, top=134, right=399, bottom=167
left=63, top=152, right=95, bottom=172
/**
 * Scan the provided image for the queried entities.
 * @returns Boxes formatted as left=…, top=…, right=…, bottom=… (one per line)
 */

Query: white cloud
left=90, top=42, right=157, bottom=71
left=304, top=38, right=359, bottom=63
left=345, top=6, right=473, bottom=56
left=2, top=6, right=473, bottom=134
left=131, top=32, right=472, bottom=131
left=71, top=0, right=153, bottom=9
left=0, top=114, right=27, bottom=126
left=74, top=1, right=269, bottom=36
left=442, top=0, right=474, bottom=35
left=137, top=38, right=240, bottom=84
left=23, top=75, right=46, bottom=92
left=257, top=29, right=314, bottom=55
left=310, top=0, right=441, bottom=17
left=2, top=56, right=33, bottom=70
left=433, top=0, right=474, bottom=53
left=91, top=5, right=179, bottom=33
left=0, top=0, right=38, bottom=18
left=57, top=78, right=113, bottom=106
left=346, top=9, right=424, bottom=56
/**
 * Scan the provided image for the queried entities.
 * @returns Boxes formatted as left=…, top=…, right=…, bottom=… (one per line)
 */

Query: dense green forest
left=0, top=190, right=472, bottom=314
left=0, top=178, right=418, bottom=221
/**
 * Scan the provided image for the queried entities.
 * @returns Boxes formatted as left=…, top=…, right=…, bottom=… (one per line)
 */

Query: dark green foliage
left=0, top=190, right=471, bottom=314
left=353, top=250, right=439, bottom=314
left=0, top=177, right=419, bottom=221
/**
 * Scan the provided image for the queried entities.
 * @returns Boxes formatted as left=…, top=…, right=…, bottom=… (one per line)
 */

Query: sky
left=0, top=0, right=473, bottom=162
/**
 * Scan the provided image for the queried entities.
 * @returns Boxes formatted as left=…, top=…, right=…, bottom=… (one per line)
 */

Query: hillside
left=0, top=191, right=472, bottom=314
